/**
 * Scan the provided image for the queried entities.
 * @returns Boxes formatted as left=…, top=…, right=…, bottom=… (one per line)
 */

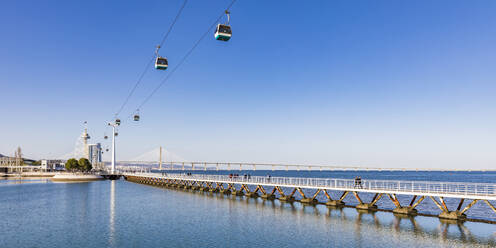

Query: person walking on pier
left=354, top=176, right=363, bottom=189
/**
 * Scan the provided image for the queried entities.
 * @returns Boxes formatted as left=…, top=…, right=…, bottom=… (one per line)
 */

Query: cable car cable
left=133, top=0, right=237, bottom=112
left=156, top=0, right=188, bottom=54
left=113, top=0, right=189, bottom=118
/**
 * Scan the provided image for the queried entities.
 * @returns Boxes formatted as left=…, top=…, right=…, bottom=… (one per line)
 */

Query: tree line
left=65, top=158, right=92, bottom=172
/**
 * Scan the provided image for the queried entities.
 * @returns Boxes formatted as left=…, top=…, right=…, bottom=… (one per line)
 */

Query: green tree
left=65, top=158, right=78, bottom=171
left=78, top=158, right=92, bottom=172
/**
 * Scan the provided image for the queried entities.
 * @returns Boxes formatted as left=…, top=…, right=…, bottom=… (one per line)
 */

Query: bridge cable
left=113, top=0, right=189, bottom=118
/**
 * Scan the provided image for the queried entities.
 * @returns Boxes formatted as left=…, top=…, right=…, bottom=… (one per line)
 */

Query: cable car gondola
left=154, top=45, right=168, bottom=70
left=133, top=109, right=140, bottom=121
left=215, top=10, right=232, bottom=41
left=155, top=57, right=168, bottom=70
left=115, top=119, right=121, bottom=126
left=104, top=135, right=108, bottom=140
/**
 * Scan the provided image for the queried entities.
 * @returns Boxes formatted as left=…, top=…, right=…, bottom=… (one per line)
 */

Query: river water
left=1, top=173, right=495, bottom=247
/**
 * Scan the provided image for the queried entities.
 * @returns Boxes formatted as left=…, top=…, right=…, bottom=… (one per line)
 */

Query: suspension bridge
left=116, top=160, right=496, bottom=172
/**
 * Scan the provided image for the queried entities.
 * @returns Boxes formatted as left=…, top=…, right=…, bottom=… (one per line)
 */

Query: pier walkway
left=123, top=172, right=496, bottom=222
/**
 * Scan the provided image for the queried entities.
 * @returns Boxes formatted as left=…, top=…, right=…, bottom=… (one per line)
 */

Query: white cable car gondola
left=215, top=10, right=232, bottom=41
left=155, top=57, right=168, bottom=70
left=154, top=45, right=168, bottom=70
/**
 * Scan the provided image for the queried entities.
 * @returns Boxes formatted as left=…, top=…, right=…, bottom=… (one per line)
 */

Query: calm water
left=1, top=176, right=495, bottom=247
left=157, top=170, right=496, bottom=221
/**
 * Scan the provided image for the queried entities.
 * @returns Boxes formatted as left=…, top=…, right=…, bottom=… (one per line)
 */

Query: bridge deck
left=123, top=173, right=496, bottom=201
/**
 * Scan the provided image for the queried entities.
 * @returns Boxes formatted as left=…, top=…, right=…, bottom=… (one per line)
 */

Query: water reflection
left=109, top=180, right=116, bottom=247
left=0, top=178, right=50, bottom=184
left=175, top=188, right=496, bottom=247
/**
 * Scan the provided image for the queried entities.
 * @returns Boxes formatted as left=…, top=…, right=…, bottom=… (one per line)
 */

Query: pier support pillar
left=326, top=200, right=345, bottom=207
left=243, top=185, right=259, bottom=198
left=261, top=194, right=276, bottom=200
left=483, top=200, right=496, bottom=214
left=298, top=188, right=321, bottom=205
left=393, top=207, right=418, bottom=215
left=245, top=192, right=259, bottom=198
left=324, top=190, right=347, bottom=207
left=279, top=195, right=296, bottom=202
left=388, top=194, right=423, bottom=216
left=219, top=189, right=231, bottom=194
left=278, top=187, right=297, bottom=202
left=231, top=190, right=244, bottom=196
left=354, top=192, right=382, bottom=211
left=300, top=198, right=318, bottom=204
left=230, top=184, right=244, bottom=196
left=356, top=203, right=378, bottom=211
left=258, top=185, right=276, bottom=200
left=438, top=211, right=467, bottom=221
left=430, top=197, right=479, bottom=221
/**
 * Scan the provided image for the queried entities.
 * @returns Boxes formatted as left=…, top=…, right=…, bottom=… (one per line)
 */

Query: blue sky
left=1, top=0, right=495, bottom=169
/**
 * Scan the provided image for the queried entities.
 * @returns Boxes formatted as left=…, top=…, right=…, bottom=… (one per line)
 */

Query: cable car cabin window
left=218, top=25, right=231, bottom=34
left=156, top=58, right=168, bottom=65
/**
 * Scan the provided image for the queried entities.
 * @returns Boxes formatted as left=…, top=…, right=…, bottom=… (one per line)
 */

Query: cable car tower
left=108, top=119, right=120, bottom=174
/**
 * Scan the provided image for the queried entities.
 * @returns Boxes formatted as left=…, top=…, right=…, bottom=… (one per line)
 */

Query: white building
left=41, top=160, right=65, bottom=171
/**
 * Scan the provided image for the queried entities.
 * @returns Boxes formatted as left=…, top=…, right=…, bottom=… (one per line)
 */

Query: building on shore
left=0, top=147, right=24, bottom=173
left=40, top=160, right=65, bottom=171
left=88, top=143, right=103, bottom=170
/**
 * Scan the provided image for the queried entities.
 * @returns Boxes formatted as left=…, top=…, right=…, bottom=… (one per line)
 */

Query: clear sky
left=1, top=0, right=495, bottom=169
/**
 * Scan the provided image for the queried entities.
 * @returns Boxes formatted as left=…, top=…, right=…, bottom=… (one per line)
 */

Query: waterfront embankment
left=0, top=172, right=57, bottom=178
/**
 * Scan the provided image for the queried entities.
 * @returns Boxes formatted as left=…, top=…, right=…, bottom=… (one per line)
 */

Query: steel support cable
left=157, top=0, right=189, bottom=52
left=113, top=0, right=189, bottom=118
left=131, top=0, right=237, bottom=113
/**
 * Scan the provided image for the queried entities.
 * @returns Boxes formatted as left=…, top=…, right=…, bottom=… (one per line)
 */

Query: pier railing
left=125, top=172, right=496, bottom=199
